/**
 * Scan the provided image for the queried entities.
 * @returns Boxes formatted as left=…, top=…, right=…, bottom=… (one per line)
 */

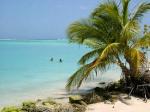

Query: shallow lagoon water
left=0, top=40, right=120, bottom=107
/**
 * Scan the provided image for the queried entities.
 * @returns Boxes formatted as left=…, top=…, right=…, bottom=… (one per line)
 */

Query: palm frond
left=78, top=56, right=116, bottom=86
left=66, top=58, right=101, bottom=91
left=120, top=20, right=139, bottom=43
left=125, top=48, right=146, bottom=75
left=134, top=32, right=150, bottom=48
left=122, top=0, right=131, bottom=25
left=131, top=2, right=150, bottom=22
left=78, top=46, right=105, bottom=65
left=67, top=19, right=103, bottom=46
left=66, top=43, right=121, bottom=91
left=92, top=0, right=120, bottom=19
left=83, top=39, right=104, bottom=49
left=99, top=43, right=120, bottom=60
left=65, top=64, right=90, bottom=91
left=91, top=0, right=122, bottom=42
left=66, top=56, right=114, bottom=91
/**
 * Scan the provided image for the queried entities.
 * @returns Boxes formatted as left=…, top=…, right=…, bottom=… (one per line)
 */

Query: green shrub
left=1, top=106, right=21, bottom=112
left=21, top=101, right=36, bottom=112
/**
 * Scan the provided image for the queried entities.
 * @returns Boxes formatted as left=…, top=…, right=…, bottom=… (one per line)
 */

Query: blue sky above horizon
left=0, top=0, right=150, bottom=39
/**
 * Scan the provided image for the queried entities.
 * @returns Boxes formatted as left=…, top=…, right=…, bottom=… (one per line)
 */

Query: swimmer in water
left=59, top=59, right=63, bottom=63
left=50, top=57, right=53, bottom=62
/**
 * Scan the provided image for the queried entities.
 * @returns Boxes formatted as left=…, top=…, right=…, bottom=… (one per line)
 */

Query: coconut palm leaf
left=125, top=48, right=146, bottom=76
left=92, top=0, right=120, bottom=19
left=66, top=59, right=100, bottom=91
left=78, top=47, right=105, bottom=65
left=134, top=32, right=150, bottom=48
left=122, top=0, right=131, bottom=25
left=66, top=42, right=120, bottom=90
left=131, top=2, right=150, bottom=22
left=120, top=20, right=139, bottom=44
left=65, top=64, right=90, bottom=91
left=83, top=39, right=104, bottom=49
left=91, top=1, right=122, bottom=43
left=99, top=43, right=120, bottom=60
left=66, top=56, right=114, bottom=91
left=67, top=19, right=103, bottom=45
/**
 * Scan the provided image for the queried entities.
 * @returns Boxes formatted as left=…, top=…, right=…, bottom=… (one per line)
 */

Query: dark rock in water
left=99, top=82, right=106, bottom=85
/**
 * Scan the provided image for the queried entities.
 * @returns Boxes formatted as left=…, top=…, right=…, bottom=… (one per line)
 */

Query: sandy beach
left=86, top=95, right=150, bottom=112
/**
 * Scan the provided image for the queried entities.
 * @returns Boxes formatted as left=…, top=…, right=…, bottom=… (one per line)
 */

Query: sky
left=0, top=0, right=150, bottom=39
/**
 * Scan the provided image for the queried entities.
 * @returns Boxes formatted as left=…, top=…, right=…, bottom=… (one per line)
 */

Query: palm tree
left=66, top=0, right=150, bottom=91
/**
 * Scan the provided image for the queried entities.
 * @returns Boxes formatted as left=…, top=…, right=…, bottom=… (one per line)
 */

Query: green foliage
left=122, top=0, right=130, bottom=25
left=144, top=24, right=150, bottom=34
left=1, top=99, right=86, bottom=112
left=22, top=101, right=36, bottom=112
left=132, top=2, right=150, bottom=22
left=1, top=106, right=21, bottom=112
left=66, top=0, right=150, bottom=90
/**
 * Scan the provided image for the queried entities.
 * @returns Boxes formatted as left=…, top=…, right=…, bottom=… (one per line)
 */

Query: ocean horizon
left=0, top=39, right=120, bottom=107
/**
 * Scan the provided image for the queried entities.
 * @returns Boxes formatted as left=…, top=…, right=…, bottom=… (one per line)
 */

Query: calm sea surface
left=0, top=40, right=120, bottom=107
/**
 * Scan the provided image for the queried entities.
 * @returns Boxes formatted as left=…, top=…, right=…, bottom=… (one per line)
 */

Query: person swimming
left=50, top=57, right=53, bottom=62
left=59, top=59, right=62, bottom=62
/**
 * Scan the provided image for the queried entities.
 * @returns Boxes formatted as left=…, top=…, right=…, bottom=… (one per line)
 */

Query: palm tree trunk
left=116, top=56, right=130, bottom=77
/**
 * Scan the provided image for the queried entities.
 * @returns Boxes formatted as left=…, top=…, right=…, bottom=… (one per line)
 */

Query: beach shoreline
left=2, top=89, right=150, bottom=112
left=86, top=95, right=150, bottom=112
left=0, top=87, right=68, bottom=108
left=0, top=77, right=120, bottom=109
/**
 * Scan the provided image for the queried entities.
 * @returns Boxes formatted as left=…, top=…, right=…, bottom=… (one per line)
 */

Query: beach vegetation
left=1, top=97, right=87, bottom=112
left=22, top=101, right=36, bottom=112
left=1, top=106, right=21, bottom=112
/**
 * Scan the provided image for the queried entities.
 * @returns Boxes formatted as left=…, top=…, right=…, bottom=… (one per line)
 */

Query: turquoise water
left=0, top=40, right=120, bottom=107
